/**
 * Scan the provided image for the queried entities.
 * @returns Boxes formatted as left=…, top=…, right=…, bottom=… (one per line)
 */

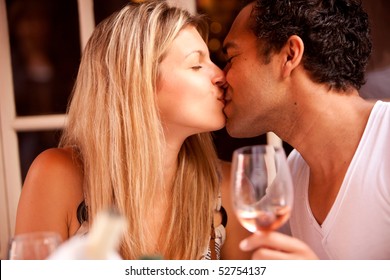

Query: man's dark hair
left=251, top=0, right=372, bottom=90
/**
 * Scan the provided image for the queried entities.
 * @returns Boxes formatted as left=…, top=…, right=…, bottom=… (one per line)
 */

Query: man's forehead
left=223, top=3, right=255, bottom=49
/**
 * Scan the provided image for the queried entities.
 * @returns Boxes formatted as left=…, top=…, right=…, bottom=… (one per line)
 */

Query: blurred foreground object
left=49, top=208, right=126, bottom=260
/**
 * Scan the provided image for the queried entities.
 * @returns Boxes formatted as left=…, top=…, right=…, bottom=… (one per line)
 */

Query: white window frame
left=0, top=0, right=95, bottom=260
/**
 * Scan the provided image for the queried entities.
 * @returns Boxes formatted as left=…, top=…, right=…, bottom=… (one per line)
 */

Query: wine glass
left=8, top=231, right=62, bottom=260
left=231, top=144, right=294, bottom=233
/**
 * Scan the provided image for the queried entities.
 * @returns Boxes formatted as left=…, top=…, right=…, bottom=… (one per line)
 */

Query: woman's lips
left=217, top=97, right=226, bottom=106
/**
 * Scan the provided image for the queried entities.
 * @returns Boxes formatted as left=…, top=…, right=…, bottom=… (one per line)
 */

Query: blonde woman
left=14, top=0, right=250, bottom=260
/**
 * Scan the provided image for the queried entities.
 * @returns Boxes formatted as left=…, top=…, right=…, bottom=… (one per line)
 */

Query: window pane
left=7, top=0, right=81, bottom=116
left=94, top=0, right=129, bottom=25
left=18, top=130, right=62, bottom=182
left=197, top=0, right=242, bottom=69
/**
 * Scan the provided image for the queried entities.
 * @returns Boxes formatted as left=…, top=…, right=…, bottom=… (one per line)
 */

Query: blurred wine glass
left=231, top=145, right=294, bottom=233
left=8, top=231, right=62, bottom=260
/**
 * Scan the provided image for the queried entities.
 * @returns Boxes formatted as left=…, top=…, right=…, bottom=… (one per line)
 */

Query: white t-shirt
left=287, top=101, right=390, bottom=259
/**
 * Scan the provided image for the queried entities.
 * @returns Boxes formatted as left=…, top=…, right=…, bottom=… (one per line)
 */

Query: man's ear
left=281, top=35, right=304, bottom=78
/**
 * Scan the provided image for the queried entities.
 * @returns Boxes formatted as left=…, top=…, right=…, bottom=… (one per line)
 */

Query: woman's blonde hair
left=60, top=0, right=220, bottom=259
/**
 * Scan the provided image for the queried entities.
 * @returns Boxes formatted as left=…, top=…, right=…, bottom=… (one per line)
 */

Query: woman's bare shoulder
left=15, top=147, right=84, bottom=239
left=23, top=147, right=84, bottom=193
left=29, top=147, right=81, bottom=171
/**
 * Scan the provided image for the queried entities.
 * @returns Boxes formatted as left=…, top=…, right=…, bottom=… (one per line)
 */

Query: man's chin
left=225, top=122, right=262, bottom=138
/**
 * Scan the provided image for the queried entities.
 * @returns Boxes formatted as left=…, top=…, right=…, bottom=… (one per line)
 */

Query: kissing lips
left=217, top=97, right=226, bottom=106
left=223, top=100, right=231, bottom=118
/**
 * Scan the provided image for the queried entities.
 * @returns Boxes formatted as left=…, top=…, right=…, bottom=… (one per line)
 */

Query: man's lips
left=223, top=96, right=231, bottom=106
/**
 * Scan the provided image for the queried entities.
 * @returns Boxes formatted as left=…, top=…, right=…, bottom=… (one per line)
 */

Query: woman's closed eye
left=191, top=65, right=202, bottom=70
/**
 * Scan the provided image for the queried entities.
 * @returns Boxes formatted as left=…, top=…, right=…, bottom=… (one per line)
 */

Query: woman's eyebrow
left=185, top=50, right=207, bottom=59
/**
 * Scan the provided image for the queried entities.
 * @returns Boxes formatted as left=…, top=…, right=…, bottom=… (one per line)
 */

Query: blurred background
left=5, top=0, right=269, bottom=182
left=0, top=0, right=389, bottom=259
left=4, top=0, right=390, bottom=180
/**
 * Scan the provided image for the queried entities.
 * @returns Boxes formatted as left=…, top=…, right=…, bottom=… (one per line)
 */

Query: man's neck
left=297, top=94, right=372, bottom=170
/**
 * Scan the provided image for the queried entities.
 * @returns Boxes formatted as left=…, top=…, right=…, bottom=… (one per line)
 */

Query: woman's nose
left=212, top=65, right=226, bottom=88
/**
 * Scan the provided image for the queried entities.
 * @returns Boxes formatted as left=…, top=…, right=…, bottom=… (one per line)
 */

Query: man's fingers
left=240, top=231, right=296, bottom=251
left=239, top=231, right=318, bottom=260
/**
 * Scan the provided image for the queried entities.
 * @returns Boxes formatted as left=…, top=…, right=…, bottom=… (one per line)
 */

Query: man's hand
left=240, top=231, right=318, bottom=260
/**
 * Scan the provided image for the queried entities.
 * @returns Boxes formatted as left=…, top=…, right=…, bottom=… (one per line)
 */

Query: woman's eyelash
left=192, top=66, right=202, bottom=70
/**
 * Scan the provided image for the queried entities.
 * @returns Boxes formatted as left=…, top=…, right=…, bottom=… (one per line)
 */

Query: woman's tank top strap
left=202, top=190, right=228, bottom=260
left=220, top=205, right=228, bottom=227
left=75, top=200, right=89, bottom=236
left=76, top=200, right=88, bottom=224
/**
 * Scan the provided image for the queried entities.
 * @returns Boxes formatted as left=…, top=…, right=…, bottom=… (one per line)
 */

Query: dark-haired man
left=223, top=0, right=390, bottom=259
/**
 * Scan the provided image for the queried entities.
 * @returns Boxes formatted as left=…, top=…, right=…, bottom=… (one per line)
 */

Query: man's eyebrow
left=222, top=41, right=238, bottom=55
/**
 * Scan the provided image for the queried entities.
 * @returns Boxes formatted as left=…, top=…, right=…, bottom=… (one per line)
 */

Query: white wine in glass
left=231, top=145, right=294, bottom=233
left=8, top=231, right=62, bottom=260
